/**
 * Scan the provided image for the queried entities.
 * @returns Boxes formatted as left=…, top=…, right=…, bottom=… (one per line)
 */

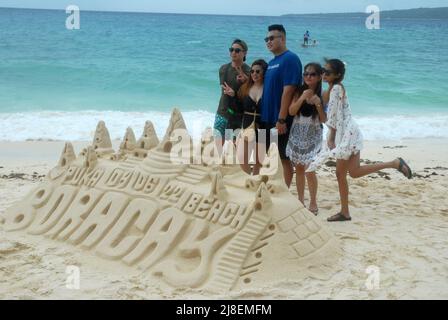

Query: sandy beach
left=1, top=138, right=447, bottom=300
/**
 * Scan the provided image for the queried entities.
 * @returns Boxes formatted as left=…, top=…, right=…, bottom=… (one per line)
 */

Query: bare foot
left=308, top=205, right=319, bottom=216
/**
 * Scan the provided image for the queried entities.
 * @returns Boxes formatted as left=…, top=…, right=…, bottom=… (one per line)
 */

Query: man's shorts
left=258, top=116, right=293, bottom=160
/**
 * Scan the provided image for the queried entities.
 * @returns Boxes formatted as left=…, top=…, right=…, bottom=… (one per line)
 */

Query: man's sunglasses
left=251, top=69, right=262, bottom=74
left=264, top=35, right=282, bottom=43
left=229, top=47, right=243, bottom=53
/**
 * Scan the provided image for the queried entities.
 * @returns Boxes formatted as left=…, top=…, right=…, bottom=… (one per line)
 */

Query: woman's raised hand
left=236, top=66, right=249, bottom=84
left=309, top=95, right=322, bottom=107
left=222, top=82, right=235, bottom=97
left=302, top=89, right=314, bottom=100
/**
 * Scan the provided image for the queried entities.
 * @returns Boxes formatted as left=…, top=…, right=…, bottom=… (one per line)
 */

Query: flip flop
left=327, top=213, right=352, bottom=222
left=309, top=208, right=319, bottom=216
left=398, top=158, right=413, bottom=179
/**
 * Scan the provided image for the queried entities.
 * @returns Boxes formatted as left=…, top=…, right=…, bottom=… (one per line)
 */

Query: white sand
left=1, top=138, right=448, bottom=300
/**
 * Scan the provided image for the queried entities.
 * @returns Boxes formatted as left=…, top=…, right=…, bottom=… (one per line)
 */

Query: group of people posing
left=213, top=24, right=413, bottom=222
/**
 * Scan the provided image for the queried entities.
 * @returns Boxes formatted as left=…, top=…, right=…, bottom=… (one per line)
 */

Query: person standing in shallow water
left=214, top=39, right=251, bottom=152
left=307, top=59, right=413, bottom=222
left=260, top=24, right=302, bottom=188
left=286, top=63, right=327, bottom=215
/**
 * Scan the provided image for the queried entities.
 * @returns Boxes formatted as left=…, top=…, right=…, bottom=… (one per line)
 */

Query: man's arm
left=276, top=85, right=296, bottom=135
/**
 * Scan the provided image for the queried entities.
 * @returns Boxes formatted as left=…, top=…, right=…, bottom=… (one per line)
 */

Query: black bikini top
left=243, top=96, right=261, bottom=115
left=299, top=102, right=318, bottom=118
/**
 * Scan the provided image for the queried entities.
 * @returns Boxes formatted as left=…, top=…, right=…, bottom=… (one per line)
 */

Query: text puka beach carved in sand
left=1, top=109, right=340, bottom=293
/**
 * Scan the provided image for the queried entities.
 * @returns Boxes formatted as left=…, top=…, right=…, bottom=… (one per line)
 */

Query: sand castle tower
left=58, top=142, right=76, bottom=167
left=92, top=121, right=114, bottom=157
left=132, top=121, right=159, bottom=159
left=119, top=127, right=137, bottom=153
left=1, top=109, right=340, bottom=294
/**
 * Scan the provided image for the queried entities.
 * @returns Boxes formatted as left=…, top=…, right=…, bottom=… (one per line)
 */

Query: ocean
left=0, top=7, right=447, bottom=141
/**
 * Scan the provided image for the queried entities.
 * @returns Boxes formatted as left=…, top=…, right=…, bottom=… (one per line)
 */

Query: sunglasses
left=322, top=68, right=335, bottom=76
left=303, top=72, right=319, bottom=77
left=229, top=47, right=243, bottom=53
left=264, top=35, right=282, bottom=43
left=251, top=69, right=262, bottom=74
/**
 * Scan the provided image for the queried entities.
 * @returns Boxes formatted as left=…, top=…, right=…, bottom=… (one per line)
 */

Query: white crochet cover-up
left=286, top=115, right=323, bottom=166
left=307, top=84, right=363, bottom=172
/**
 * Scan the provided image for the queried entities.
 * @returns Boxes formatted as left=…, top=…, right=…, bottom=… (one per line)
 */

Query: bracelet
left=278, top=118, right=286, bottom=125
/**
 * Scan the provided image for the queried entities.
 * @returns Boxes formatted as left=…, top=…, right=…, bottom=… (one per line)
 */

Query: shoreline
left=0, top=138, right=447, bottom=171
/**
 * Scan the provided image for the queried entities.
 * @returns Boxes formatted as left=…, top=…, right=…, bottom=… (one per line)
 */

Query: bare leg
left=253, top=144, right=262, bottom=176
left=295, top=164, right=305, bottom=204
left=306, top=171, right=318, bottom=212
left=336, top=159, right=350, bottom=218
left=348, top=152, right=402, bottom=178
left=238, top=140, right=251, bottom=174
left=282, top=159, right=293, bottom=188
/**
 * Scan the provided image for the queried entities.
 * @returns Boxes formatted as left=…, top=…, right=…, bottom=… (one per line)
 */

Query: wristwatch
left=278, top=118, right=286, bottom=124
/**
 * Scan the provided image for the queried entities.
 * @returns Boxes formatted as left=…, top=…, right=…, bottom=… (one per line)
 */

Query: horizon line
left=1, top=5, right=447, bottom=18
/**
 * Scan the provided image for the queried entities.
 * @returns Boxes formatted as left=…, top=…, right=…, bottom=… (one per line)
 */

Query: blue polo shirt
left=261, top=50, right=302, bottom=124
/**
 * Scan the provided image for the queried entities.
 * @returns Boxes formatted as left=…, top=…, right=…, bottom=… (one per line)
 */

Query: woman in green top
left=214, top=39, right=251, bottom=148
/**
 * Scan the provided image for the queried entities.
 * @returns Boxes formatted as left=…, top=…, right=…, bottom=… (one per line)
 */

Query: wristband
left=278, top=118, right=286, bottom=125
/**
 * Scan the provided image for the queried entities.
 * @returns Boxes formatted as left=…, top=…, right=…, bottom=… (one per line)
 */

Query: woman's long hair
left=238, top=59, right=268, bottom=100
left=296, top=62, right=323, bottom=119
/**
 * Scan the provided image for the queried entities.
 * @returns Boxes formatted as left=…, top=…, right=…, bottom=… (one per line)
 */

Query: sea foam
left=1, top=110, right=448, bottom=142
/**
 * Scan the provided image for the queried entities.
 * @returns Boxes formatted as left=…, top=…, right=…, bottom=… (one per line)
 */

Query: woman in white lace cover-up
left=307, top=59, right=414, bottom=222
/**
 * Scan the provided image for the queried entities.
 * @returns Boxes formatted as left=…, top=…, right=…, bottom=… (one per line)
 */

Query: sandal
left=327, top=213, right=352, bottom=222
left=309, top=208, right=319, bottom=216
left=398, top=158, right=413, bottom=179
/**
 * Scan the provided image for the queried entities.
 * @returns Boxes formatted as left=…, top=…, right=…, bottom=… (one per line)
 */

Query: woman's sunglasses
left=322, top=68, right=335, bottom=76
left=303, top=72, right=319, bottom=78
left=251, top=69, right=262, bottom=74
left=229, top=47, right=243, bottom=53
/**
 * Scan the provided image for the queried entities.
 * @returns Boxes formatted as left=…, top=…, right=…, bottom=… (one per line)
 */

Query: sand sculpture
left=1, top=109, right=340, bottom=293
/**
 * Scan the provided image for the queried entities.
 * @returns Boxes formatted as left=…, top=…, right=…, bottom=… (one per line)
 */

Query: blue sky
left=0, top=0, right=446, bottom=16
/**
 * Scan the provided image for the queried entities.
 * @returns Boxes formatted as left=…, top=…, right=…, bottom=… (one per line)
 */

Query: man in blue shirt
left=260, top=24, right=302, bottom=188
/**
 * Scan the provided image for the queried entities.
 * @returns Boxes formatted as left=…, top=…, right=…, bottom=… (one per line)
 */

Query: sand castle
left=1, top=109, right=340, bottom=293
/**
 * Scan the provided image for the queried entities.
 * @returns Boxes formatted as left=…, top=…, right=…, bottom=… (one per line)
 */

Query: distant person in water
left=307, top=59, right=413, bottom=222
left=223, top=59, right=268, bottom=175
left=214, top=39, right=250, bottom=151
left=303, top=30, right=310, bottom=45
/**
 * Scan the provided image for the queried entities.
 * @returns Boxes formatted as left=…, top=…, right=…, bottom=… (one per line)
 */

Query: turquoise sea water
left=0, top=8, right=447, bottom=141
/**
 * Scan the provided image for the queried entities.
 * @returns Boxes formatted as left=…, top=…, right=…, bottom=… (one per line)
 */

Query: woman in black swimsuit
left=226, top=59, right=268, bottom=175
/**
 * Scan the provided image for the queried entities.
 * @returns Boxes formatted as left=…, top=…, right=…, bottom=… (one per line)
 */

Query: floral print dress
left=307, top=84, right=363, bottom=172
